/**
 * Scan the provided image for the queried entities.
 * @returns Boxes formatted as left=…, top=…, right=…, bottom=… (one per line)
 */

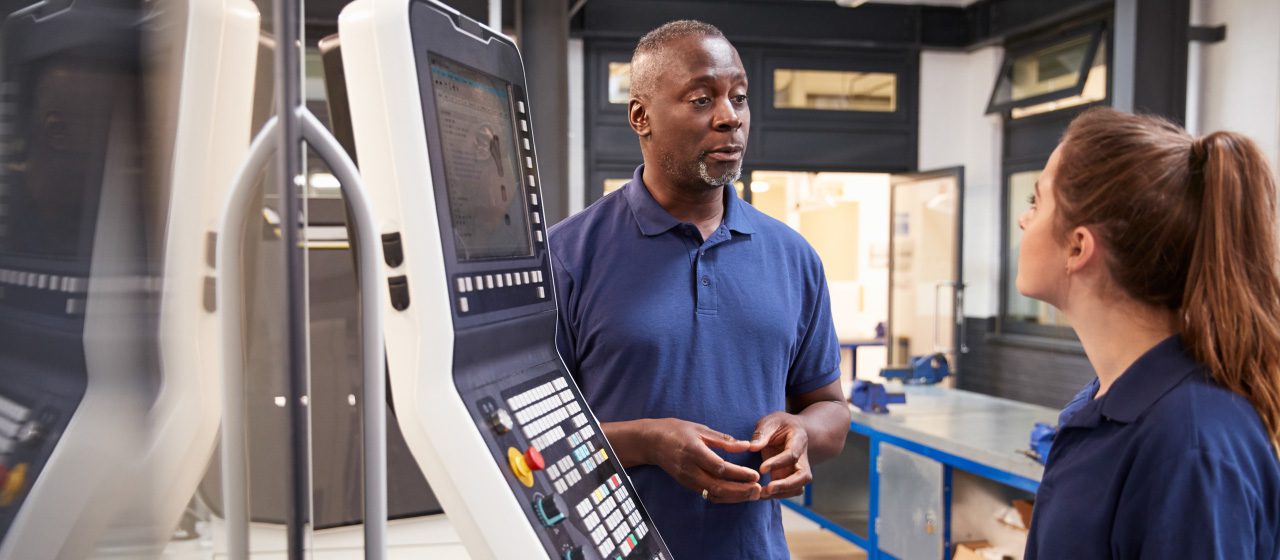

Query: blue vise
left=849, top=380, right=906, bottom=414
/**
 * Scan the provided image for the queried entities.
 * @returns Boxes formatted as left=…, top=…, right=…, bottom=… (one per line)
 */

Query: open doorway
left=748, top=167, right=963, bottom=393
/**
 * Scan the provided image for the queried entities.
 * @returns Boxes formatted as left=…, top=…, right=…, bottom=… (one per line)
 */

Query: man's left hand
left=749, top=412, right=812, bottom=499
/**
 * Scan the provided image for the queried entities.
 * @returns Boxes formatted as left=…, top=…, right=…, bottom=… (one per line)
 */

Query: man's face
left=640, top=35, right=749, bottom=191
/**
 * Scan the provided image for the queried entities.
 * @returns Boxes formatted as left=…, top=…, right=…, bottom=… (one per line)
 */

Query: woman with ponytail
left=1018, top=108, right=1280, bottom=559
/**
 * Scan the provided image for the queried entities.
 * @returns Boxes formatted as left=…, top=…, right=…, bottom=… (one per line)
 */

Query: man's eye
left=733, top=95, right=748, bottom=104
left=691, top=97, right=711, bottom=107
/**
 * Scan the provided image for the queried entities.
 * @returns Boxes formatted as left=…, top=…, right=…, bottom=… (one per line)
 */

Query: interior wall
left=917, top=47, right=1003, bottom=317
left=1192, top=0, right=1280, bottom=173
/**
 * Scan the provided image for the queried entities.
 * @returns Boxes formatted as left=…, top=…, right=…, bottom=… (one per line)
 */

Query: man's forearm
left=601, top=419, right=655, bottom=468
left=796, top=400, right=850, bottom=463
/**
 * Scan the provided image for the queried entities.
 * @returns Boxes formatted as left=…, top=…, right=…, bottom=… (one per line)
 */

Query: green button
left=628, top=534, right=637, bottom=546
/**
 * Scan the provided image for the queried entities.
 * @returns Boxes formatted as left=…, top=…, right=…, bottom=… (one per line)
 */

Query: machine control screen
left=429, top=55, right=533, bottom=262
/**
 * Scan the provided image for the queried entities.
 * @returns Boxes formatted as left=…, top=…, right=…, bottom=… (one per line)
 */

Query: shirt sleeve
left=1112, top=446, right=1260, bottom=559
left=786, top=259, right=841, bottom=396
left=550, top=249, right=580, bottom=379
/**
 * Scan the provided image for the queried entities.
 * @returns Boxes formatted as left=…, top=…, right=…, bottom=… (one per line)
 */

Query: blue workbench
left=783, top=386, right=1058, bottom=559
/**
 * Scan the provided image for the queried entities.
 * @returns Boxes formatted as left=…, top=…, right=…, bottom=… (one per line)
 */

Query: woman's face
left=1016, top=144, right=1069, bottom=307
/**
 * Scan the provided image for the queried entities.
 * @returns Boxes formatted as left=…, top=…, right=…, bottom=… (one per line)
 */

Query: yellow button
left=507, top=447, right=534, bottom=488
left=1, top=464, right=28, bottom=507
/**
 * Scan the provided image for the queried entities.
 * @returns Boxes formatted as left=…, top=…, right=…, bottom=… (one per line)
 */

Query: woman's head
left=1025, top=107, right=1280, bottom=449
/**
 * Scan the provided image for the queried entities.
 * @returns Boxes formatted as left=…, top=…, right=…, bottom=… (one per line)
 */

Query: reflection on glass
left=1011, top=35, right=1091, bottom=101
left=773, top=69, right=896, bottom=112
left=607, top=62, right=630, bottom=104
left=1005, top=170, right=1070, bottom=327
left=1012, top=40, right=1108, bottom=119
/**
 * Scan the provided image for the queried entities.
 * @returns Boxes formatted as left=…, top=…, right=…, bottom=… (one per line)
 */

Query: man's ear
left=629, top=98, right=650, bottom=138
left=1065, top=225, right=1098, bottom=275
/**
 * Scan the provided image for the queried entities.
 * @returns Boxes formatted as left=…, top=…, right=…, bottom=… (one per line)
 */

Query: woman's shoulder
left=1140, top=372, right=1277, bottom=472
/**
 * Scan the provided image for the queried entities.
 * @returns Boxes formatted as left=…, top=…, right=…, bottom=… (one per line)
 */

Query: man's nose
left=712, top=99, right=742, bottom=131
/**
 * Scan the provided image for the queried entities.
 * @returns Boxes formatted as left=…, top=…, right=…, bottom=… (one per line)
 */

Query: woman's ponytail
left=1181, top=131, right=1280, bottom=452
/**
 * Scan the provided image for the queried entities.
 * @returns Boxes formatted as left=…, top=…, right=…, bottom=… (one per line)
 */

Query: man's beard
left=660, top=150, right=741, bottom=190
left=698, top=158, right=741, bottom=187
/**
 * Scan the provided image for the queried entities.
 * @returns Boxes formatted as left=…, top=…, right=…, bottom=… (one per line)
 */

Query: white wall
left=918, top=47, right=1004, bottom=317
left=1191, top=0, right=1280, bottom=174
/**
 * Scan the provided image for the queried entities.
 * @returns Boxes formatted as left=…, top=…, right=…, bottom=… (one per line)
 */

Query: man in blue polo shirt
left=549, top=20, right=851, bottom=559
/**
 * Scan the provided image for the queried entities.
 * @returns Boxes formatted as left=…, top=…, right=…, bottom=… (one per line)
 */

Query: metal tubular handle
left=217, top=107, right=387, bottom=560
left=299, top=108, right=388, bottom=560
left=933, top=281, right=956, bottom=354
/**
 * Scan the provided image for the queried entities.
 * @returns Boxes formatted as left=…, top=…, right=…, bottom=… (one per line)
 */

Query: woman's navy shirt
left=1026, top=336, right=1280, bottom=559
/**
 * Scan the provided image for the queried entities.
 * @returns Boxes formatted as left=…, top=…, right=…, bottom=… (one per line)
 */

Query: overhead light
left=835, top=0, right=870, bottom=7
left=750, top=181, right=771, bottom=193
left=309, top=172, right=341, bottom=191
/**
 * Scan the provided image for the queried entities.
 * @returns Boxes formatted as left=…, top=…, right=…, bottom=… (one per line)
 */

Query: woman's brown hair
left=1054, top=107, right=1280, bottom=450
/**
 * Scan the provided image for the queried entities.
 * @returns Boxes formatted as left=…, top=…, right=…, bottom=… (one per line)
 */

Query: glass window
left=773, top=69, right=897, bottom=112
left=607, top=62, right=630, bottom=104
left=1004, top=169, right=1071, bottom=330
left=986, top=25, right=1107, bottom=116
left=602, top=177, right=628, bottom=196
left=1012, top=39, right=1107, bottom=119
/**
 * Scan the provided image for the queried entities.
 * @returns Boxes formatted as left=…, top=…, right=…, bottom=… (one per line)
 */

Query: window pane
left=773, top=69, right=896, bottom=112
left=607, top=62, right=630, bottom=104
left=1005, top=170, right=1070, bottom=328
left=602, top=178, right=628, bottom=196
left=1012, top=40, right=1108, bottom=119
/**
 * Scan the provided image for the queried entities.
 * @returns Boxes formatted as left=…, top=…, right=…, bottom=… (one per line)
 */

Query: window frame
left=984, top=22, right=1106, bottom=116
left=762, top=50, right=912, bottom=127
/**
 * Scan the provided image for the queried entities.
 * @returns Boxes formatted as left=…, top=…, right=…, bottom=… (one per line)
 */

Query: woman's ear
left=1065, top=225, right=1098, bottom=275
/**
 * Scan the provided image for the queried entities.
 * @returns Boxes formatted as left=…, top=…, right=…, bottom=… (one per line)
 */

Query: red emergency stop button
left=524, top=446, right=545, bottom=471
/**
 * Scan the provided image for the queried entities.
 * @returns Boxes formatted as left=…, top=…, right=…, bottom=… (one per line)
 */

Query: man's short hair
left=629, top=20, right=726, bottom=100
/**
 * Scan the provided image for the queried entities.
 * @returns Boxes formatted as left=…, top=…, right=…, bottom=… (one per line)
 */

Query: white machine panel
left=0, top=0, right=257, bottom=557
left=337, top=1, right=670, bottom=558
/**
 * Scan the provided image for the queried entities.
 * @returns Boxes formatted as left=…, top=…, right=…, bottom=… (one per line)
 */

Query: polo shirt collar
left=1098, top=335, right=1201, bottom=423
left=623, top=165, right=756, bottom=237
left=1063, top=335, right=1201, bottom=428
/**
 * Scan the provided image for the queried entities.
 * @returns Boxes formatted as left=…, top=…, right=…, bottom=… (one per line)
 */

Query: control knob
left=488, top=408, right=513, bottom=434
left=562, top=546, right=586, bottom=560
left=533, top=494, right=565, bottom=527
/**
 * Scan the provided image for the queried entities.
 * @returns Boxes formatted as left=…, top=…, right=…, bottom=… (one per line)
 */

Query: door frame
left=886, top=166, right=965, bottom=375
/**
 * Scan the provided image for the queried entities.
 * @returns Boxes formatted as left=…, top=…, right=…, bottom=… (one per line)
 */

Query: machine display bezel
left=409, top=3, right=553, bottom=330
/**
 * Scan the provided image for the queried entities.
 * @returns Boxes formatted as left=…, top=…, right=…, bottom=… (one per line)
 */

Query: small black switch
left=203, top=276, right=216, bottom=312
left=382, top=232, right=404, bottom=268
left=388, top=275, right=410, bottom=311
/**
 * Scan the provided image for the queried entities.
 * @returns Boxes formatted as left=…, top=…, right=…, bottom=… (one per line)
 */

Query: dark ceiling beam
left=571, top=0, right=1116, bottom=51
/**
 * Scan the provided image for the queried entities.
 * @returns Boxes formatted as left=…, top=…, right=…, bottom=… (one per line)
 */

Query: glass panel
left=1012, top=40, right=1108, bottom=119
left=987, top=27, right=1106, bottom=115
left=888, top=174, right=960, bottom=371
left=773, top=69, right=897, bottom=112
left=751, top=170, right=891, bottom=385
left=1004, top=170, right=1070, bottom=328
left=607, top=62, right=630, bottom=104
left=602, top=177, right=628, bottom=196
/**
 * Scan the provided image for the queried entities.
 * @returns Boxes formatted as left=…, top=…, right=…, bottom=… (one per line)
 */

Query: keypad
left=502, top=374, right=653, bottom=558
left=0, top=393, right=31, bottom=459
left=453, top=266, right=550, bottom=313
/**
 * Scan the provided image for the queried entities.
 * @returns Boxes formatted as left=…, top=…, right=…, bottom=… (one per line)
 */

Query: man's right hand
left=602, top=418, right=763, bottom=504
